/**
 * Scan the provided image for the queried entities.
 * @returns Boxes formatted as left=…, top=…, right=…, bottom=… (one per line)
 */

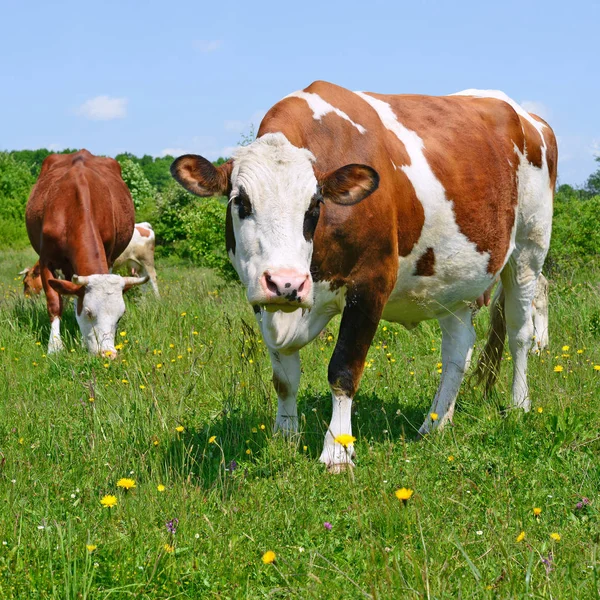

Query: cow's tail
left=474, top=283, right=506, bottom=394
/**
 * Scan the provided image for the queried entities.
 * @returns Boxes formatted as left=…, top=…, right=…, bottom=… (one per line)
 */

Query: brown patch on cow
left=272, top=374, right=289, bottom=399
left=520, top=118, right=543, bottom=169
left=367, top=93, right=522, bottom=275
left=531, top=114, right=558, bottom=189
left=414, top=247, right=435, bottom=276
left=136, top=226, right=151, bottom=238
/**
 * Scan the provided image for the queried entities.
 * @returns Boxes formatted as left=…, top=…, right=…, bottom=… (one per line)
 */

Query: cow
left=171, top=81, right=557, bottom=472
left=26, top=150, right=148, bottom=355
left=19, top=262, right=42, bottom=297
left=111, top=222, right=160, bottom=297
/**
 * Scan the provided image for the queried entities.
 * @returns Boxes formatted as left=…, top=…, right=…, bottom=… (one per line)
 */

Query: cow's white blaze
left=354, top=91, right=495, bottom=323
left=228, top=133, right=318, bottom=309
left=286, top=91, right=367, bottom=134
left=74, top=274, right=127, bottom=355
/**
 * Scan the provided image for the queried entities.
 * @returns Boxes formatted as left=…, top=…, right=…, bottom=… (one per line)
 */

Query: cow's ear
left=319, top=164, right=379, bottom=206
left=48, top=279, right=84, bottom=297
left=171, top=155, right=233, bottom=197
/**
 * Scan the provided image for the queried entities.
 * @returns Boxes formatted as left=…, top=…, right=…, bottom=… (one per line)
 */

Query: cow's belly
left=382, top=246, right=498, bottom=326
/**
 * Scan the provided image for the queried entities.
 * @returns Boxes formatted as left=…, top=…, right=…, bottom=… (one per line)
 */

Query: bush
left=546, top=191, right=600, bottom=275
left=180, top=198, right=237, bottom=281
left=0, top=152, right=34, bottom=248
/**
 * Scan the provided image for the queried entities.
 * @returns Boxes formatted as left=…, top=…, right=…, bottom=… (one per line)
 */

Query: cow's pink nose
left=262, top=269, right=311, bottom=303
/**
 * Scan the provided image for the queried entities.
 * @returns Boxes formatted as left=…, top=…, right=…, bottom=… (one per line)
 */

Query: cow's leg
left=41, top=264, right=64, bottom=353
left=419, top=305, right=476, bottom=435
left=501, top=259, right=540, bottom=411
left=531, top=274, right=549, bottom=352
left=269, top=349, right=301, bottom=435
left=320, top=295, right=382, bottom=472
left=144, top=260, right=160, bottom=298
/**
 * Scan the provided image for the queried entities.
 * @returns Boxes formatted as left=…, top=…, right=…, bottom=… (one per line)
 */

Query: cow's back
left=26, top=150, right=135, bottom=273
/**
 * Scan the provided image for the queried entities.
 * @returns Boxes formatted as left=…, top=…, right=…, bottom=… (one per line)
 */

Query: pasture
left=0, top=246, right=599, bottom=599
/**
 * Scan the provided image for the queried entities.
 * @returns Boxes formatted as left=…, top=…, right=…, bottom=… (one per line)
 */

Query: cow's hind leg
left=531, top=273, right=549, bottom=352
left=501, top=258, right=541, bottom=411
left=41, top=264, right=64, bottom=353
left=269, top=349, right=301, bottom=435
left=419, top=305, right=476, bottom=435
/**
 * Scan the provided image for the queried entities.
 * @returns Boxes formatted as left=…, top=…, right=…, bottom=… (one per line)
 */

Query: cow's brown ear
left=48, top=279, right=84, bottom=297
left=170, top=155, right=233, bottom=197
left=319, top=164, right=379, bottom=206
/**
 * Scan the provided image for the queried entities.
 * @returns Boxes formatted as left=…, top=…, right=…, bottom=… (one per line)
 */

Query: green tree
left=584, top=156, right=600, bottom=196
left=117, top=158, right=157, bottom=214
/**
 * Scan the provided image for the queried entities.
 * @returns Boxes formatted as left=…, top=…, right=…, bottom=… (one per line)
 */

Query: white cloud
left=192, top=40, right=223, bottom=53
left=520, top=100, right=550, bottom=120
left=76, top=96, right=128, bottom=121
left=224, top=109, right=266, bottom=133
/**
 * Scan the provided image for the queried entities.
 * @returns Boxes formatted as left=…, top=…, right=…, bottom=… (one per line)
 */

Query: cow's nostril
left=265, top=275, right=280, bottom=296
left=297, top=280, right=306, bottom=293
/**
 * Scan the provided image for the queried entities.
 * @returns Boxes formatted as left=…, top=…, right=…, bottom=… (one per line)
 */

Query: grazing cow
left=171, top=81, right=557, bottom=471
left=19, top=262, right=42, bottom=297
left=26, top=150, right=148, bottom=355
left=112, top=222, right=160, bottom=297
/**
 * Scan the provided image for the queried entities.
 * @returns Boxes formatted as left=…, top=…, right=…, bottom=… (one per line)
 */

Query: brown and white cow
left=26, top=150, right=147, bottom=355
left=19, top=262, right=43, bottom=297
left=112, top=222, right=160, bottom=297
left=172, top=81, right=557, bottom=471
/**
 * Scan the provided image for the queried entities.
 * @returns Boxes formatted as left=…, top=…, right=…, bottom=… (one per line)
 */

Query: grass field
left=0, top=246, right=599, bottom=599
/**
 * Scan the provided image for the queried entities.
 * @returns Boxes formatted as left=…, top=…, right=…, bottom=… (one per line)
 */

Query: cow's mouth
left=254, top=299, right=311, bottom=313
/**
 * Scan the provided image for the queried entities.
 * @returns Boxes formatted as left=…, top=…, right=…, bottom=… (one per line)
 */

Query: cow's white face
left=49, top=274, right=147, bottom=355
left=171, top=132, right=379, bottom=313
left=228, top=134, right=319, bottom=310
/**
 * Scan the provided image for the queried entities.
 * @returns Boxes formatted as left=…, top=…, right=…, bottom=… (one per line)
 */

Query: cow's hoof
left=47, top=339, right=64, bottom=354
left=327, top=462, right=354, bottom=474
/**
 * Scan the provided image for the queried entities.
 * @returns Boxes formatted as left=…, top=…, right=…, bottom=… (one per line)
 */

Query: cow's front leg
left=268, top=349, right=301, bottom=435
left=41, top=264, right=64, bottom=354
left=320, top=294, right=382, bottom=473
left=418, top=305, right=476, bottom=435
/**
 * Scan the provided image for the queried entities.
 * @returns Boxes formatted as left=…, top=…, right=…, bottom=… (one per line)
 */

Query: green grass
left=0, top=247, right=599, bottom=599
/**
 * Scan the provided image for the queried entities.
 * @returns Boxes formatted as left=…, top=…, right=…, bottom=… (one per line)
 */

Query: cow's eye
left=232, top=187, right=252, bottom=219
left=303, top=193, right=323, bottom=241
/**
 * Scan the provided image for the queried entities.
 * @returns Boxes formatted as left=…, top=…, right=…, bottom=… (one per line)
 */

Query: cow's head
left=171, top=133, right=379, bottom=312
left=20, top=263, right=43, bottom=297
left=48, top=274, right=147, bottom=355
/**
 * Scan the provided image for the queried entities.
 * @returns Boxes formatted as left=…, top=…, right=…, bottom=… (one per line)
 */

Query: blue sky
left=1, top=0, right=598, bottom=185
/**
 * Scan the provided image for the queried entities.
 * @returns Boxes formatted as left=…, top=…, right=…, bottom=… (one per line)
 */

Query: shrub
left=546, top=191, right=600, bottom=275
left=0, top=152, right=34, bottom=248
left=180, top=199, right=237, bottom=281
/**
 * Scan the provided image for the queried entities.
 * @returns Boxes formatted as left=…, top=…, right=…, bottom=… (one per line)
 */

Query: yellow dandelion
left=121, top=379, right=128, bottom=384
left=153, top=439, right=159, bottom=446
left=516, top=531, right=525, bottom=543
left=303, top=445, right=308, bottom=452
left=175, top=426, right=184, bottom=433
left=156, top=363, right=163, bottom=369
left=116, top=478, right=136, bottom=490
left=533, top=507, right=542, bottom=517
left=430, top=412, right=439, bottom=421
left=139, top=385, right=146, bottom=390
left=180, top=312, right=187, bottom=317
left=246, top=448, right=252, bottom=455
left=259, top=424, right=266, bottom=430
left=395, top=488, right=414, bottom=502
left=553, top=365, right=563, bottom=372
left=562, top=345, right=569, bottom=352
left=550, top=533, right=561, bottom=541
left=334, top=434, right=356, bottom=448
left=208, top=435, right=217, bottom=443
left=157, top=484, right=165, bottom=492
left=100, top=495, right=117, bottom=508
left=86, top=544, right=97, bottom=552
left=594, top=365, right=600, bottom=371
left=577, top=349, right=584, bottom=354
left=262, top=550, right=276, bottom=564
left=164, top=543, right=175, bottom=553
left=447, top=455, right=454, bottom=462
left=88, top=397, right=95, bottom=403
left=169, top=343, right=174, bottom=348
